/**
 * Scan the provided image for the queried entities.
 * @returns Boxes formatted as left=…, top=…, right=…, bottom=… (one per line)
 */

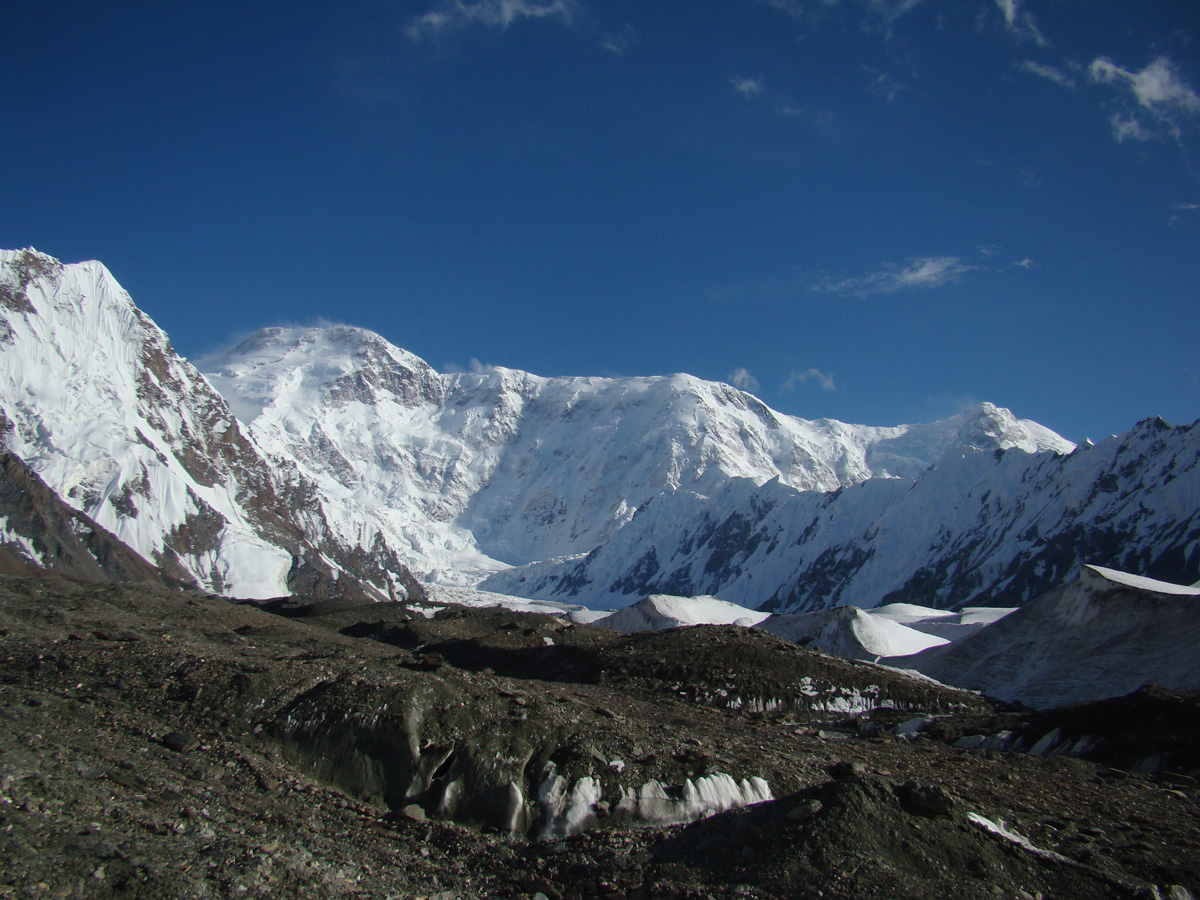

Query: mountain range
left=2, top=248, right=1197, bottom=612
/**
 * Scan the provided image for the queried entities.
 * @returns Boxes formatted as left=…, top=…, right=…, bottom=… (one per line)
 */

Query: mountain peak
left=953, top=402, right=1075, bottom=455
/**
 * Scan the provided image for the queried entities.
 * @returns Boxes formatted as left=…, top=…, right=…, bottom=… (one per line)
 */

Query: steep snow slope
left=901, top=565, right=1200, bottom=708
left=0, top=250, right=419, bottom=599
left=202, top=324, right=1071, bottom=592
left=488, top=416, right=1198, bottom=612
left=769, top=417, right=1200, bottom=612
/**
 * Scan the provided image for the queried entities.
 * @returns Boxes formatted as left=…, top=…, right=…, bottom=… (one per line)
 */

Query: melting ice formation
left=967, top=813, right=1072, bottom=864
left=537, top=765, right=773, bottom=839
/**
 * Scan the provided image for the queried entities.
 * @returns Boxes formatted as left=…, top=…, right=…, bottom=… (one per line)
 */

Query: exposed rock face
left=0, top=447, right=184, bottom=586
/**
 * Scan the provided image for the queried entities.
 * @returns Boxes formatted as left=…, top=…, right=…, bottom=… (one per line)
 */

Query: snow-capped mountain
left=200, top=322, right=1070, bottom=596
left=3, top=249, right=1196, bottom=616
left=0, top=249, right=420, bottom=600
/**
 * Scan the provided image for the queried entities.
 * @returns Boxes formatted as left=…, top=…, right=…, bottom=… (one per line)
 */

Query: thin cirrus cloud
left=865, top=69, right=906, bottom=103
left=1169, top=202, right=1200, bottom=227
left=994, top=0, right=1048, bottom=47
left=1088, top=56, right=1200, bottom=143
left=1016, top=60, right=1076, bottom=90
left=406, top=0, right=580, bottom=40
left=782, top=368, right=837, bottom=393
left=601, top=24, right=637, bottom=56
left=812, top=256, right=976, bottom=298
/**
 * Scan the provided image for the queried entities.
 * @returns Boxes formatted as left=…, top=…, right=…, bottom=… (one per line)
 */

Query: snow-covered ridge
left=200, top=318, right=1072, bottom=596
left=488, top=413, right=1199, bottom=612
left=594, top=594, right=771, bottom=632
left=1084, top=564, right=1200, bottom=597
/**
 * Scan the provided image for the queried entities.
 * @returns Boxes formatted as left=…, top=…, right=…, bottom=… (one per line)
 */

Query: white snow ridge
left=595, top=595, right=771, bottom=633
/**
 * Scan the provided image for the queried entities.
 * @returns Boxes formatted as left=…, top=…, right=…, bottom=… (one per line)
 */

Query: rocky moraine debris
left=0, top=574, right=1197, bottom=898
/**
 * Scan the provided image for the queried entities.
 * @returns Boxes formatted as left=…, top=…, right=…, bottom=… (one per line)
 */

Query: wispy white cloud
left=994, top=0, right=1048, bottom=46
left=782, top=368, right=837, bottom=392
left=1089, top=55, right=1200, bottom=143
left=731, top=76, right=765, bottom=99
left=1012, top=258, right=1036, bottom=269
left=601, top=24, right=636, bottom=55
left=760, top=0, right=803, bottom=21
left=813, top=256, right=976, bottom=297
left=1017, top=60, right=1075, bottom=89
left=406, top=0, right=581, bottom=41
left=1108, top=113, right=1153, bottom=142
left=727, top=368, right=761, bottom=393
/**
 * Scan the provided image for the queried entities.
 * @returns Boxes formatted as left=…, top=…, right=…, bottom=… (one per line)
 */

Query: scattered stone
left=519, top=876, right=563, bottom=900
left=785, top=799, right=823, bottom=822
left=162, top=732, right=200, bottom=753
left=420, top=652, right=445, bottom=670
left=1, top=576, right=1198, bottom=900
left=899, top=782, right=957, bottom=817
left=816, top=729, right=852, bottom=741
left=829, top=760, right=867, bottom=779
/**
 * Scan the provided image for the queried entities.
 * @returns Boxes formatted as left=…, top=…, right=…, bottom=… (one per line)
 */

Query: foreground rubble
left=0, top=575, right=1197, bottom=899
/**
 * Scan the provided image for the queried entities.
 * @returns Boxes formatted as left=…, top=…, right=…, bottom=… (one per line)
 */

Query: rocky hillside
left=0, top=446, right=178, bottom=587
left=902, top=565, right=1200, bottom=708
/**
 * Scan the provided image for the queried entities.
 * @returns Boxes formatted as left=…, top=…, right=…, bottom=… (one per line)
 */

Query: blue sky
left=2, top=1, right=1198, bottom=442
